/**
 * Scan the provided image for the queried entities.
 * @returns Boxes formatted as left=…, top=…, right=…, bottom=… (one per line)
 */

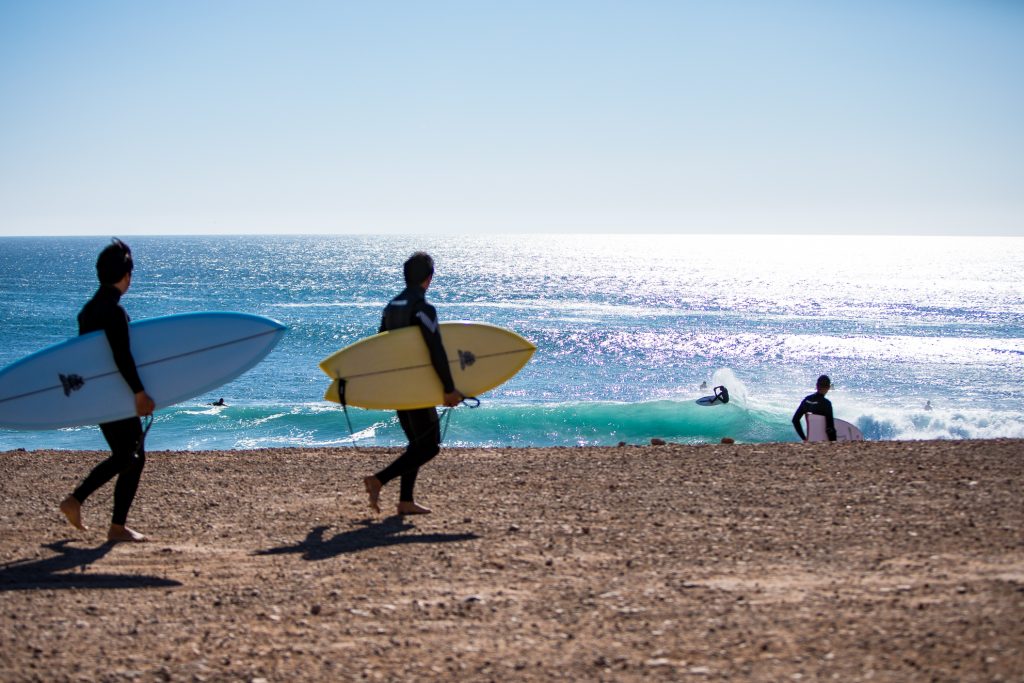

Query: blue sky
left=1, top=1, right=1022, bottom=235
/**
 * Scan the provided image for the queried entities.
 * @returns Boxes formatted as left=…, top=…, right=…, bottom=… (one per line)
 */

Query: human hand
left=135, top=391, right=155, bottom=416
left=443, top=390, right=463, bottom=408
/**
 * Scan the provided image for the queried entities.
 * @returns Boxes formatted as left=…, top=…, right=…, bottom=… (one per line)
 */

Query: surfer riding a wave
left=696, top=385, right=730, bottom=406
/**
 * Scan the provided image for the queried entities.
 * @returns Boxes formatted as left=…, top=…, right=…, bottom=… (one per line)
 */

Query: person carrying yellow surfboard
left=363, top=252, right=463, bottom=515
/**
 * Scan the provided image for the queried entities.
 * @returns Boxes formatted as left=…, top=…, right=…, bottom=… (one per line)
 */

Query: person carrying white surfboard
left=362, top=252, right=463, bottom=516
left=791, top=374, right=836, bottom=442
left=59, top=239, right=156, bottom=543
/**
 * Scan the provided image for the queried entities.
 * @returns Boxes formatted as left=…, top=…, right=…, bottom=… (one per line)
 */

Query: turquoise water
left=1, top=234, right=1022, bottom=450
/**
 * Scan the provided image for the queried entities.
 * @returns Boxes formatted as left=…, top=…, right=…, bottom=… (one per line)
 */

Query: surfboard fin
left=59, top=373, right=85, bottom=397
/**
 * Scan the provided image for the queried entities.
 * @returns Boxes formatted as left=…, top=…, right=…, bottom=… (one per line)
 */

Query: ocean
left=1, top=234, right=1022, bottom=451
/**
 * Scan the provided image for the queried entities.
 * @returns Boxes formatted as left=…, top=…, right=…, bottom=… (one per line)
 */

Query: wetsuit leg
left=374, top=408, right=440, bottom=502
left=72, top=417, right=145, bottom=525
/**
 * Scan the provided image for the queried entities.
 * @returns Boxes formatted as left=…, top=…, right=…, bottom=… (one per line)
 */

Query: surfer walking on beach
left=59, top=239, right=156, bottom=543
left=792, top=374, right=836, bottom=442
left=363, top=252, right=462, bottom=515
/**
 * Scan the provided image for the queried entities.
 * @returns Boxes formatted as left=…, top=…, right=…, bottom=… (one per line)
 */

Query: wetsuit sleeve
left=104, top=310, right=145, bottom=394
left=792, top=400, right=808, bottom=441
left=414, top=303, right=456, bottom=394
left=823, top=399, right=837, bottom=442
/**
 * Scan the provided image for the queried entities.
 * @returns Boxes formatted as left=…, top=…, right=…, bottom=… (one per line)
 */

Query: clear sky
left=1, top=0, right=1022, bottom=236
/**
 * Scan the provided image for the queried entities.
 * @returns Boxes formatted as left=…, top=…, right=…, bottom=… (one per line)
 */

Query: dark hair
left=817, top=375, right=831, bottom=391
left=96, top=238, right=134, bottom=285
left=403, top=252, right=434, bottom=286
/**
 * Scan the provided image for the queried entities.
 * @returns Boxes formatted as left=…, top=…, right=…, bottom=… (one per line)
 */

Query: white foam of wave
left=709, top=368, right=750, bottom=407
left=846, top=404, right=1024, bottom=441
left=180, top=406, right=227, bottom=417
left=702, top=387, right=1024, bottom=442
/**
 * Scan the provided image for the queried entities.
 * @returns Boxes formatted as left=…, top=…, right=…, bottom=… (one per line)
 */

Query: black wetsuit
left=792, top=391, right=836, bottom=442
left=71, top=285, right=146, bottom=525
left=373, top=285, right=455, bottom=502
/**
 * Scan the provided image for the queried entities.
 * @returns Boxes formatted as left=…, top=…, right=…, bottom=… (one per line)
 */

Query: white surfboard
left=0, top=312, right=286, bottom=430
left=805, top=413, right=864, bottom=442
left=320, top=321, right=535, bottom=410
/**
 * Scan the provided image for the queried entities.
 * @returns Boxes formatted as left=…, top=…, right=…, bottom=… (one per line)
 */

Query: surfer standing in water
left=791, top=374, right=837, bottom=442
left=363, top=252, right=463, bottom=515
left=59, top=239, right=156, bottom=542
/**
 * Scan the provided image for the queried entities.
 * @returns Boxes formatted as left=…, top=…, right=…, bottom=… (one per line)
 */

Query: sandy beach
left=1, top=439, right=1021, bottom=682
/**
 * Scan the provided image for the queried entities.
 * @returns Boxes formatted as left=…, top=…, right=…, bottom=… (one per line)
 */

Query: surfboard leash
left=135, top=414, right=153, bottom=457
left=335, top=377, right=359, bottom=446
left=439, top=396, right=481, bottom=444
left=333, top=375, right=480, bottom=446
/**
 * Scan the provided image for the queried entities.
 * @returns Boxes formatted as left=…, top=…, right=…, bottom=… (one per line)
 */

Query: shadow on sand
left=0, top=540, right=182, bottom=592
left=256, top=516, right=479, bottom=561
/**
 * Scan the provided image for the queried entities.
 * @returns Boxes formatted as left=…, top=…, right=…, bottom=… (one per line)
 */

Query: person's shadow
left=0, top=540, right=182, bottom=592
left=256, top=516, right=479, bottom=561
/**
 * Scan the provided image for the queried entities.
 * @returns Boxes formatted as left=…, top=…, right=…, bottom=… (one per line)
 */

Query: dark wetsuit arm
left=414, top=306, right=455, bottom=394
left=823, top=399, right=837, bottom=442
left=104, top=312, right=145, bottom=394
left=792, top=401, right=808, bottom=441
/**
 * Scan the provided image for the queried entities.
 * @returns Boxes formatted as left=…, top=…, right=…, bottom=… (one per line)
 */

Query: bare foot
left=107, top=525, right=148, bottom=543
left=59, top=495, right=87, bottom=531
left=363, top=476, right=382, bottom=513
left=397, top=501, right=432, bottom=515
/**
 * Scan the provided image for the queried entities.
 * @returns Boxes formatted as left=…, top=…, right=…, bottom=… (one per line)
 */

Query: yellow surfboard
left=319, top=321, right=536, bottom=410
